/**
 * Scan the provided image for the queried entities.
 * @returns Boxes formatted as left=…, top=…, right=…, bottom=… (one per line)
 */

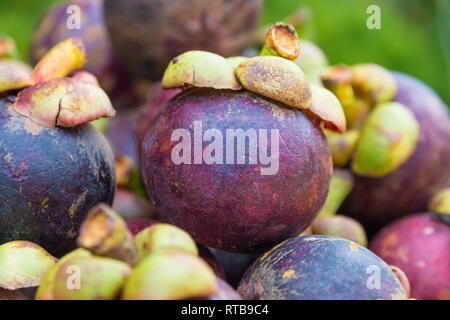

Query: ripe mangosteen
left=370, top=213, right=449, bottom=300
left=141, top=24, right=346, bottom=252
left=104, top=0, right=262, bottom=80
left=0, top=39, right=116, bottom=257
left=343, top=72, right=450, bottom=230
left=238, top=235, right=408, bottom=300
left=30, top=0, right=145, bottom=108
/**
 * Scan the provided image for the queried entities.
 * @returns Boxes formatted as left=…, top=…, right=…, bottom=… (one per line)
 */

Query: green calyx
left=307, top=84, right=346, bottom=133
left=236, top=55, right=311, bottom=110
left=325, top=129, right=360, bottom=167
left=51, top=255, right=131, bottom=300
left=135, top=223, right=198, bottom=260
left=162, top=51, right=242, bottom=90
left=35, top=248, right=91, bottom=300
left=0, top=241, right=56, bottom=290
left=318, top=169, right=354, bottom=217
left=77, top=204, right=139, bottom=266
left=428, top=188, right=450, bottom=216
left=351, top=63, right=397, bottom=107
left=122, top=251, right=217, bottom=300
left=36, top=248, right=131, bottom=300
left=311, top=215, right=367, bottom=247
left=352, top=102, right=419, bottom=177
left=294, top=40, right=329, bottom=80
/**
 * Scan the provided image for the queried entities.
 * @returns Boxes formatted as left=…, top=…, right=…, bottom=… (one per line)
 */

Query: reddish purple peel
left=370, top=213, right=450, bottom=300
left=141, top=88, right=332, bottom=252
left=13, top=75, right=115, bottom=128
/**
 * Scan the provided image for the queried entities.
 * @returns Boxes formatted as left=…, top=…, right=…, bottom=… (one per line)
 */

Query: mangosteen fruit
left=238, top=235, right=408, bottom=300
left=0, top=38, right=116, bottom=257
left=30, top=0, right=144, bottom=108
left=370, top=213, right=450, bottom=300
left=141, top=24, right=346, bottom=252
left=311, top=214, right=367, bottom=246
left=212, top=249, right=261, bottom=288
left=104, top=0, right=262, bottom=80
left=342, top=72, right=450, bottom=230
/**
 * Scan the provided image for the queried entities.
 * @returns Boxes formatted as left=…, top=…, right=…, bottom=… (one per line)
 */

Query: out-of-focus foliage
left=0, top=0, right=448, bottom=105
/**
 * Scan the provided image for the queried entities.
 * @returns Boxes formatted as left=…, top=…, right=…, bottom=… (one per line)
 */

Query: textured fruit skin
left=344, top=72, right=450, bottom=230
left=238, top=235, right=408, bottom=300
left=30, top=0, right=133, bottom=107
left=0, top=98, right=115, bottom=257
left=370, top=213, right=450, bottom=300
left=141, top=89, right=332, bottom=252
left=104, top=0, right=262, bottom=80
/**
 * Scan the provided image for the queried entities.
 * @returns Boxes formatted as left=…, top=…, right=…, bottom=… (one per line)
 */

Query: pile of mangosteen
left=0, top=0, right=448, bottom=301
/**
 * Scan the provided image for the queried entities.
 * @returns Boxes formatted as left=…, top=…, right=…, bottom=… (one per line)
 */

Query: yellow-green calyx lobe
left=50, top=255, right=131, bottom=300
left=0, top=241, right=56, bottom=290
left=0, top=60, right=33, bottom=93
left=13, top=73, right=115, bottom=128
left=135, top=223, right=198, bottom=259
left=162, top=50, right=242, bottom=90
left=236, top=56, right=311, bottom=110
left=321, top=65, right=368, bottom=129
left=311, top=215, right=367, bottom=247
left=260, top=22, right=301, bottom=60
left=352, top=102, right=419, bottom=177
left=294, top=40, right=328, bottom=79
left=318, top=169, right=354, bottom=217
left=306, top=84, right=346, bottom=133
left=325, top=129, right=360, bottom=167
left=35, top=248, right=91, bottom=300
left=122, top=251, right=217, bottom=300
left=78, top=204, right=139, bottom=266
left=351, top=63, right=397, bottom=107
left=30, top=37, right=86, bottom=86
left=0, top=35, right=18, bottom=59
left=428, top=188, right=450, bottom=216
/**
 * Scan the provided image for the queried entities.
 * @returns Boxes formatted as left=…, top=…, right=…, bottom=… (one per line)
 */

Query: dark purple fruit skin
left=344, top=72, right=450, bottom=230
left=104, top=0, right=262, bottom=80
left=141, top=89, right=332, bottom=252
left=238, top=235, right=408, bottom=300
left=30, top=0, right=134, bottom=108
left=197, top=245, right=226, bottom=280
left=209, top=278, right=242, bottom=300
left=0, top=98, right=115, bottom=257
left=212, top=249, right=261, bottom=288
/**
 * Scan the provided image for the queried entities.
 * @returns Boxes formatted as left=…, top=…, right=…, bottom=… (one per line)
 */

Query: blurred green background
left=0, top=0, right=448, bottom=105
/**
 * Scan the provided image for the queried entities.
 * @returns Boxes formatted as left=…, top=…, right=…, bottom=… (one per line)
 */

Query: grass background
left=0, top=0, right=448, bottom=105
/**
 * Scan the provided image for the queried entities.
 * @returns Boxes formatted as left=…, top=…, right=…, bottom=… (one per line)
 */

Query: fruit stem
left=77, top=204, right=139, bottom=266
left=260, top=22, right=301, bottom=60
